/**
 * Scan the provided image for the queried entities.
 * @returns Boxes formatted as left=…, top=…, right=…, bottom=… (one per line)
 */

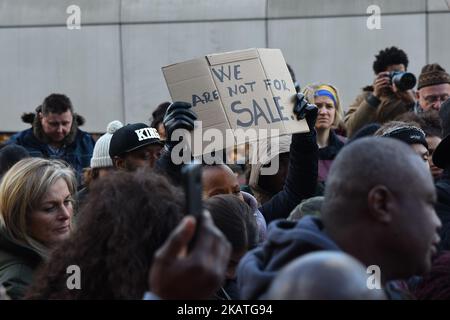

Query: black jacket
left=259, top=132, right=318, bottom=223
left=436, top=169, right=450, bottom=251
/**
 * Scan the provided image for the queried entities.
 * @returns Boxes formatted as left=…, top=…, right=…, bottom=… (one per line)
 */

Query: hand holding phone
left=181, top=163, right=203, bottom=250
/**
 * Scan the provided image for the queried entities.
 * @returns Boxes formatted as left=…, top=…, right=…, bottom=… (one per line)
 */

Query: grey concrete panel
left=428, top=12, right=450, bottom=72
left=0, top=25, right=123, bottom=132
left=268, top=14, right=426, bottom=111
left=268, top=0, right=426, bottom=18
left=121, top=20, right=266, bottom=124
left=121, top=0, right=266, bottom=23
left=428, top=0, right=450, bottom=12
left=0, top=0, right=120, bottom=27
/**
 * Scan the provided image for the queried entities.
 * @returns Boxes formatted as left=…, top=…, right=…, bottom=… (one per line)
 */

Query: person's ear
left=415, top=90, right=420, bottom=100
left=38, top=112, right=44, bottom=121
left=367, top=185, right=394, bottom=224
left=113, top=157, right=125, bottom=170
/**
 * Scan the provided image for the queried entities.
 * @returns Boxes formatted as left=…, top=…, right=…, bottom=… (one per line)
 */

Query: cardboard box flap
left=206, top=48, right=259, bottom=66
left=162, top=58, right=210, bottom=85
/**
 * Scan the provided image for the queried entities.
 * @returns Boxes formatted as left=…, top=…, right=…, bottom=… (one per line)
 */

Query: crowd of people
left=1, top=46, right=450, bottom=300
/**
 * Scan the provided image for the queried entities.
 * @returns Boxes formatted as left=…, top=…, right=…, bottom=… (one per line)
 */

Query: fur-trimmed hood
left=21, top=109, right=86, bottom=146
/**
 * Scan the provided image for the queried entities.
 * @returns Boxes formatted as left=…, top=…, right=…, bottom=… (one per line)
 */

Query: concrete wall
left=0, top=0, right=449, bottom=133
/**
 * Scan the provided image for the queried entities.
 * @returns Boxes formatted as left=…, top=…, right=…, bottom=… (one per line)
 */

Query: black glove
left=293, top=93, right=318, bottom=131
left=163, top=102, right=197, bottom=147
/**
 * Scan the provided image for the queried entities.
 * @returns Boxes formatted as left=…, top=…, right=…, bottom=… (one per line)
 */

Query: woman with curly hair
left=26, top=170, right=184, bottom=299
left=0, top=158, right=76, bottom=299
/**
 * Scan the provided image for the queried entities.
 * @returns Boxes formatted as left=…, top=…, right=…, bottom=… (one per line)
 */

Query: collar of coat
left=21, top=111, right=85, bottom=146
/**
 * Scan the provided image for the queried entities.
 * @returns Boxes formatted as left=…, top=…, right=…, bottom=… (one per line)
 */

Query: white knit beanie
left=90, top=120, right=123, bottom=168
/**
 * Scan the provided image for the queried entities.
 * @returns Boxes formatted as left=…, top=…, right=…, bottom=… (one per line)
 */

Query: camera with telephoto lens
left=389, top=71, right=417, bottom=91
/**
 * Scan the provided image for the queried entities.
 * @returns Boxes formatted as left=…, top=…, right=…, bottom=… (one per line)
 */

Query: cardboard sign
left=162, top=48, right=309, bottom=156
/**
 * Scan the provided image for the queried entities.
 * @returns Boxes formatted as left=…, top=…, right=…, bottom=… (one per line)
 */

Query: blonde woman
left=0, top=158, right=76, bottom=299
left=303, top=83, right=346, bottom=183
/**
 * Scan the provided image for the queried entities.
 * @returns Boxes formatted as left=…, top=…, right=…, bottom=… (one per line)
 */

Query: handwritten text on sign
left=191, top=64, right=293, bottom=128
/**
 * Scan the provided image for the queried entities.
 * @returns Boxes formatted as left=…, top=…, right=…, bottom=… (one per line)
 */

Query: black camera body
left=390, top=71, right=417, bottom=91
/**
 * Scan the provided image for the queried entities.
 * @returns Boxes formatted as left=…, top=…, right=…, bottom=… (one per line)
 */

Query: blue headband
left=314, top=89, right=337, bottom=107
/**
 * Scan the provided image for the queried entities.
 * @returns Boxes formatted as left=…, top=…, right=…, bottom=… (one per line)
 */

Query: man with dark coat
left=7, top=93, right=94, bottom=184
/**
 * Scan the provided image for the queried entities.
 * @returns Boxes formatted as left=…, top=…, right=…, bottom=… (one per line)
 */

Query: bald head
left=322, top=137, right=432, bottom=225
left=321, top=137, right=441, bottom=280
left=266, top=251, right=386, bottom=300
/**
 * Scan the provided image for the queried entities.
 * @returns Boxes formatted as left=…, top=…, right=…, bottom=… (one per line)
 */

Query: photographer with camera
left=345, top=47, right=416, bottom=137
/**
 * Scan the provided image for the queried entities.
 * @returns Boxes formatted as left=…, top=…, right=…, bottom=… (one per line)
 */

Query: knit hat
left=90, top=120, right=123, bottom=168
left=381, top=125, right=428, bottom=150
left=287, top=196, right=324, bottom=221
left=417, top=63, right=450, bottom=90
left=109, top=123, right=163, bottom=158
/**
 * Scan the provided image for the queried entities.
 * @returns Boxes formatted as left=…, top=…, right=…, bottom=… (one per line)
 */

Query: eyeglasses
left=424, top=94, right=450, bottom=104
